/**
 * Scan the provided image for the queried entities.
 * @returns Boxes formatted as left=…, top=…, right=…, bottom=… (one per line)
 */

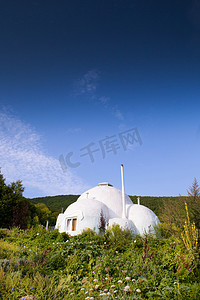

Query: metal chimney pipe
left=121, top=164, right=126, bottom=218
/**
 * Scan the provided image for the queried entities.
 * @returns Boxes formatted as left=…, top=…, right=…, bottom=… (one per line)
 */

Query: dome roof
left=77, top=183, right=132, bottom=219
left=127, top=204, right=160, bottom=235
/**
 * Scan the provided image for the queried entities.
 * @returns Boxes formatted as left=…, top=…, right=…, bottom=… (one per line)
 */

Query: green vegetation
left=0, top=223, right=199, bottom=299
left=31, top=194, right=79, bottom=214
left=0, top=170, right=200, bottom=299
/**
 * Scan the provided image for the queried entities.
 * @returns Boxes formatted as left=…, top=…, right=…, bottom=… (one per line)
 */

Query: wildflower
left=85, top=291, right=88, bottom=294
left=114, top=290, right=118, bottom=293
left=111, top=285, right=115, bottom=288
left=93, top=279, right=97, bottom=282
left=11, top=288, right=14, bottom=291
left=125, top=276, right=131, bottom=281
left=99, top=293, right=106, bottom=296
left=90, top=288, right=93, bottom=291
left=90, top=297, right=94, bottom=300
left=136, top=288, right=141, bottom=293
left=124, top=285, right=130, bottom=292
left=30, top=287, right=33, bottom=290
left=104, top=288, right=108, bottom=292
left=134, top=240, right=136, bottom=243
left=95, top=285, right=99, bottom=289
left=107, top=292, right=111, bottom=295
left=36, top=233, right=39, bottom=235
left=117, top=280, right=122, bottom=283
left=81, top=288, right=85, bottom=291
left=132, top=279, right=136, bottom=282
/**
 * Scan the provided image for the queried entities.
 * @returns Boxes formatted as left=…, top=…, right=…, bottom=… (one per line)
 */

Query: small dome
left=64, top=199, right=109, bottom=235
left=127, top=204, right=160, bottom=235
left=77, top=184, right=132, bottom=219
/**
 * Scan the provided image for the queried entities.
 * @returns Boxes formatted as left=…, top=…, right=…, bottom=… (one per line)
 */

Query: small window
left=72, top=218, right=77, bottom=231
left=67, top=218, right=72, bottom=231
left=66, top=217, right=77, bottom=231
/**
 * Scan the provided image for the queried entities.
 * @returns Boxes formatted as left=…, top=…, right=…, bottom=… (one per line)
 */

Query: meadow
left=0, top=217, right=199, bottom=300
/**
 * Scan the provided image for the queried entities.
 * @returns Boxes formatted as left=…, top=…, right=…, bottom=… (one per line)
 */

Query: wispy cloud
left=74, top=70, right=125, bottom=121
left=74, top=70, right=100, bottom=98
left=0, top=112, right=87, bottom=198
left=112, top=106, right=124, bottom=121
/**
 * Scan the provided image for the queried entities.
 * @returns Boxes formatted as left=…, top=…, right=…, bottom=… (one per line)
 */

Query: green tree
left=0, top=172, right=31, bottom=229
left=35, top=202, right=51, bottom=226
left=187, top=178, right=200, bottom=229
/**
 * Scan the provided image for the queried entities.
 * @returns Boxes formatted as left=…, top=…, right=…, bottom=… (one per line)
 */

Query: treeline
left=1, top=168, right=200, bottom=231
left=31, top=194, right=79, bottom=213
left=0, top=171, right=56, bottom=229
left=31, top=194, right=184, bottom=220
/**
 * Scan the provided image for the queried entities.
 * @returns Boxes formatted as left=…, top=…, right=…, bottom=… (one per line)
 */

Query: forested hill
left=31, top=194, right=187, bottom=218
left=31, top=195, right=79, bottom=213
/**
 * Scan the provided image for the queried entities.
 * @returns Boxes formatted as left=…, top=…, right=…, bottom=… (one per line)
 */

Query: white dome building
left=55, top=165, right=160, bottom=236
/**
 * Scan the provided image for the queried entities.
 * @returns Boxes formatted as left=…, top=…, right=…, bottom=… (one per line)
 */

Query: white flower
left=104, top=289, right=108, bottom=292
left=80, top=288, right=85, bottom=291
left=134, top=240, right=136, bottom=243
left=114, top=290, right=118, bottom=293
left=125, top=276, right=131, bottom=281
left=37, top=233, right=39, bottom=235
left=132, top=279, right=136, bottom=282
left=124, top=285, right=130, bottom=292
left=117, top=280, right=123, bottom=283
left=99, top=293, right=106, bottom=296
left=107, top=292, right=111, bottom=295
left=90, top=297, right=94, bottom=300
left=93, top=279, right=97, bottom=282
left=95, top=285, right=99, bottom=289
left=136, top=288, right=141, bottom=293
left=111, top=285, right=115, bottom=288
left=85, top=291, right=88, bottom=294
left=90, top=288, right=93, bottom=291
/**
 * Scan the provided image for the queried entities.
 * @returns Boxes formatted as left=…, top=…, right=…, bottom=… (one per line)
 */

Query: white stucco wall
left=127, top=204, right=160, bottom=235
left=62, top=198, right=109, bottom=235
left=78, top=184, right=132, bottom=219
left=55, top=183, right=160, bottom=237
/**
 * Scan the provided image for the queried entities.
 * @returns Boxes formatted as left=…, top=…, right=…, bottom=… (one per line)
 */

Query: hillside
left=30, top=194, right=79, bottom=213
left=31, top=194, right=187, bottom=218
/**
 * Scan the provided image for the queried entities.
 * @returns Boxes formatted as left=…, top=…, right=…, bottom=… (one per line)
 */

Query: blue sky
left=0, top=0, right=200, bottom=198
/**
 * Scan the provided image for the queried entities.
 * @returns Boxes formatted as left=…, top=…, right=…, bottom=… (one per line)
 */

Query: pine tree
left=187, top=178, right=200, bottom=229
